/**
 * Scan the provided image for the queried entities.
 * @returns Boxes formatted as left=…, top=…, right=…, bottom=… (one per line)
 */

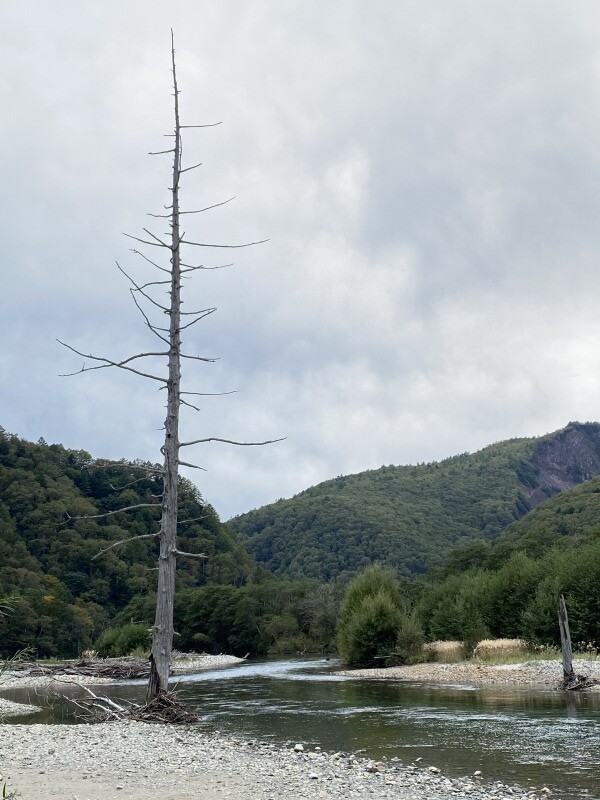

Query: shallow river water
left=6, top=657, right=600, bottom=799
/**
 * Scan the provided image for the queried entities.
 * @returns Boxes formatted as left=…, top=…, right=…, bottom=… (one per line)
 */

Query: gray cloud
left=3, top=1, right=600, bottom=519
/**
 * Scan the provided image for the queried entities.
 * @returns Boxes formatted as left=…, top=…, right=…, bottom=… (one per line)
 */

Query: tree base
left=130, top=691, right=199, bottom=724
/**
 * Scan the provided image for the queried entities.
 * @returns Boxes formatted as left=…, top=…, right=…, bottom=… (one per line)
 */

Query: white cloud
left=4, top=1, right=600, bottom=518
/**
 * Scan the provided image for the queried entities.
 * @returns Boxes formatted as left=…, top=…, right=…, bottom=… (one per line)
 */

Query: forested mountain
left=229, top=422, right=600, bottom=580
left=0, top=428, right=256, bottom=656
left=413, top=473, right=600, bottom=649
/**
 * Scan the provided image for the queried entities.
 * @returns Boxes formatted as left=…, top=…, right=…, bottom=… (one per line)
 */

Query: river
left=4, top=657, right=600, bottom=799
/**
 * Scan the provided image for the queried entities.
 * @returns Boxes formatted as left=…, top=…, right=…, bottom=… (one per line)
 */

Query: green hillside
left=229, top=422, right=600, bottom=580
left=497, top=474, right=600, bottom=549
left=0, top=427, right=256, bottom=657
left=414, top=474, right=600, bottom=648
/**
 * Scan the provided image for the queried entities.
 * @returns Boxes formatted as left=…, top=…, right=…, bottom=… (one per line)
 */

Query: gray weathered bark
left=558, top=594, right=576, bottom=689
left=147, top=35, right=182, bottom=701
left=59, top=32, right=281, bottom=707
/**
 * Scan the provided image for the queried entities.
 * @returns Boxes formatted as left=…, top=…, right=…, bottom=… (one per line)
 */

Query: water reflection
left=2, top=657, right=599, bottom=799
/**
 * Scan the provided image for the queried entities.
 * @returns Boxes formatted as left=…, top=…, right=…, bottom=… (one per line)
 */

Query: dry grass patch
left=423, top=640, right=464, bottom=662
left=473, top=638, right=528, bottom=662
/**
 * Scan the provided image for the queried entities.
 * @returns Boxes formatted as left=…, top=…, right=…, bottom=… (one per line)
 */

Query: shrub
left=337, top=591, right=402, bottom=666
left=337, top=565, right=404, bottom=667
left=95, top=623, right=150, bottom=657
left=394, top=614, right=425, bottom=664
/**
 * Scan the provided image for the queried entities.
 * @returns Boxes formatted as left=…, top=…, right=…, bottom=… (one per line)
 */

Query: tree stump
left=559, top=595, right=577, bottom=689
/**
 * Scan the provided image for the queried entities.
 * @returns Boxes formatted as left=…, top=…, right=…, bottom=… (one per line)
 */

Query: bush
left=95, top=623, right=150, bottom=657
left=337, top=565, right=404, bottom=667
left=394, top=614, right=425, bottom=664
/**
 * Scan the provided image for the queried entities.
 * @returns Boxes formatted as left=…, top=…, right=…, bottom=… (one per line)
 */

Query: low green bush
left=95, top=623, right=150, bottom=657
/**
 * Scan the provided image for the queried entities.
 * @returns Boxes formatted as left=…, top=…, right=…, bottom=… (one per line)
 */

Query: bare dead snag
left=559, top=594, right=576, bottom=688
left=59, top=31, right=283, bottom=716
left=557, top=594, right=597, bottom=691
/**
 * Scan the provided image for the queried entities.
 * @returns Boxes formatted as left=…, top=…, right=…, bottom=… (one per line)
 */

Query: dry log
left=9, top=657, right=150, bottom=680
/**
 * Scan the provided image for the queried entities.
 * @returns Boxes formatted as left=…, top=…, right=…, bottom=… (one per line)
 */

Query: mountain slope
left=0, top=428, right=256, bottom=657
left=228, top=422, right=600, bottom=580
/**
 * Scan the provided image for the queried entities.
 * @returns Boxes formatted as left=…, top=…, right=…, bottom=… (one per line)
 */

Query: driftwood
left=129, top=691, right=199, bottom=724
left=51, top=679, right=198, bottom=724
left=10, top=657, right=150, bottom=680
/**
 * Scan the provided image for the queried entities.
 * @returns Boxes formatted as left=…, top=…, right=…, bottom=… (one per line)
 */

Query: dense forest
left=229, top=422, right=600, bottom=580
left=409, top=478, right=600, bottom=652
left=2, top=423, right=600, bottom=662
left=0, top=428, right=338, bottom=658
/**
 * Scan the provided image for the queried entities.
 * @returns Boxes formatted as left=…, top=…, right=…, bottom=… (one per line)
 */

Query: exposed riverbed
left=1, top=657, right=599, bottom=799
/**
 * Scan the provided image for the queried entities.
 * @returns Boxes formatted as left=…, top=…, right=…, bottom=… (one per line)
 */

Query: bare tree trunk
left=58, top=31, right=280, bottom=707
left=147, top=36, right=182, bottom=702
left=558, top=594, right=576, bottom=689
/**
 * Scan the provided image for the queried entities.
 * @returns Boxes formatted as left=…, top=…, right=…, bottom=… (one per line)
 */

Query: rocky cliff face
left=525, top=422, right=600, bottom=507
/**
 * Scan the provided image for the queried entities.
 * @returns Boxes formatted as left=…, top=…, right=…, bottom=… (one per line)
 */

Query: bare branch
left=130, top=249, right=170, bottom=274
left=180, top=398, right=201, bottom=412
left=142, top=227, right=171, bottom=249
left=92, top=531, right=161, bottom=559
left=180, top=122, right=222, bottom=128
left=180, top=237, right=269, bottom=249
left=123, top=232, right=168, bottom=248
left=179, top=305, right=216, bottom=317
left=137, top=278, right=172, bottom=290
left=177, top=515, right=209, bottom=525
left=181, top=262, right=233, bottom=272
left=180, top=353, right=218, bottom=363
left=180, top=162, right=202, bottom=174
left=179, top=436, right=286, bottom=448
left=116, top=262, right=170, bottom=313
left=179, top=308, right=216, bottom=331
left=177, top=460, right=207, bottom=471
left=68, top=503, right=162, bottom=521
left=129, top=289, right=170, bottom=344
left=172, top=549, right=207, bottom=560
left=181, top=390, right=237, bottom=396
left=57, top=340, right=168, bottom=383
left=148, top=148, right=176, bottom=155
left=180, top=197, right=235, bottom=215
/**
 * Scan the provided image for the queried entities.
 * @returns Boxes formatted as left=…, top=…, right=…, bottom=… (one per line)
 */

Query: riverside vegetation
left=1, top=424, right=600, bottom=666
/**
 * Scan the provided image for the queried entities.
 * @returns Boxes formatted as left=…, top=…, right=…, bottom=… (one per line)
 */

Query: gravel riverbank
left=0, top=654, right=244, bottom=719
left=1, top=657, right=595, bottom=798
left=338, top=658, right=600, bottom=688
left=0, top=721, right=559, bottom=800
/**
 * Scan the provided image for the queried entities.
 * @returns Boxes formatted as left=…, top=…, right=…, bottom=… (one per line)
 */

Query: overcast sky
left=3, top=1, right=600, bottom=519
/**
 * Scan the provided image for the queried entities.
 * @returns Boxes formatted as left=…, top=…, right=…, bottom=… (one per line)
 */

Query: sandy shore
left=337, top=658, right=600, bottom=688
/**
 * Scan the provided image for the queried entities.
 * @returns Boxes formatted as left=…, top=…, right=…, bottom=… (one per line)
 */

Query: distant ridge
left=228, top=422, right=600, bottom=581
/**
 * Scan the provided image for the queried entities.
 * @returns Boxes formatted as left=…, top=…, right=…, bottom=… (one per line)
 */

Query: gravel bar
left=337, top=659, right=600, bottom=688
left=0, top=721, right=561, bottom=800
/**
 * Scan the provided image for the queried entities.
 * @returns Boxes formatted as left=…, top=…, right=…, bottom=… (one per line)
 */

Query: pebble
left=0, top=722, right=563, bottom=800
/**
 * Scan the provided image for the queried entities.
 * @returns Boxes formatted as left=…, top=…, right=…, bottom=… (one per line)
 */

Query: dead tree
left=59, top=33, right=281, bottom=705
left=558, top=594, right=576, bottom=688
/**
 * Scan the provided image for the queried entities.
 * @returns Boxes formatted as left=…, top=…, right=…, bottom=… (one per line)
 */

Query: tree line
left=2, top=428, right=600, bottom=663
